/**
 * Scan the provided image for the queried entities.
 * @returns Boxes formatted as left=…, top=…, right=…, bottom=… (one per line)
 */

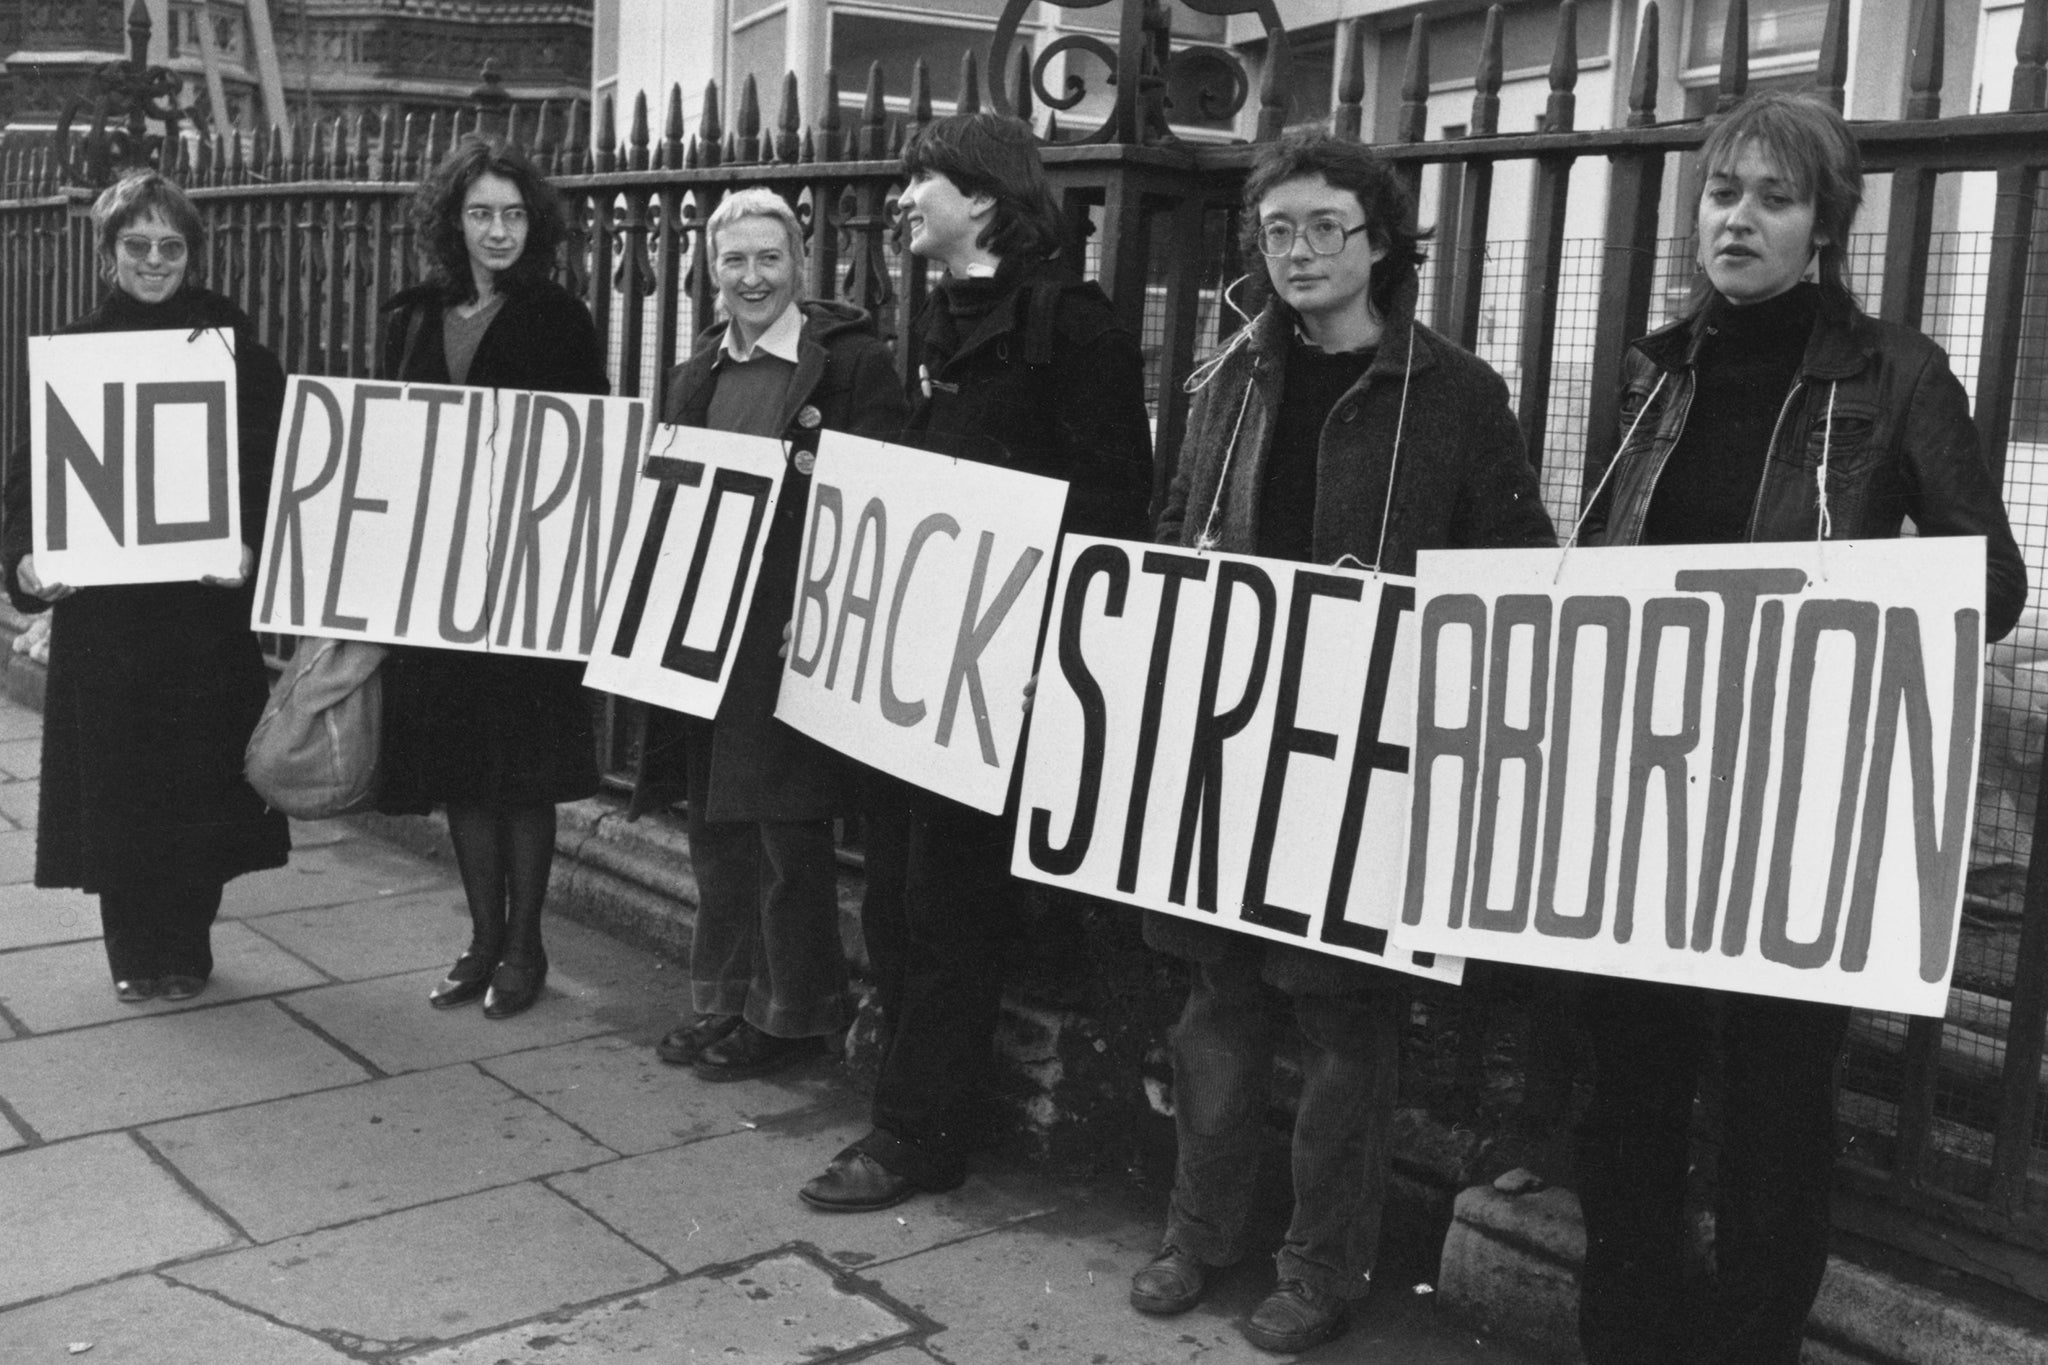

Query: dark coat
left=906, top=258, right=1154, bottom=541
left=630, top=301, right=911, bottom=823
left=1585, top=288, right=2027, bottom=642
left=1148, top=292, right=1557, bottom=995
left=2, top=286, right=290, bottom=892
left=373, top=278, right=609, bottom=813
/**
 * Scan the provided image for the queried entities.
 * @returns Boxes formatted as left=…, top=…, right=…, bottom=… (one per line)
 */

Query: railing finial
left=1399, top=16, right=1430, bottom=144
left=1715, top=0, right=1748, bottom=114
left=1628, top=2, right=1661, bottom=127
left=1545, top=0, right=1579, bottom=133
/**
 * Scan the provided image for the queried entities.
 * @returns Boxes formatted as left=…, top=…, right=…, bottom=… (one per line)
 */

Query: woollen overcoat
left=2, top=285, right=291, bottom=892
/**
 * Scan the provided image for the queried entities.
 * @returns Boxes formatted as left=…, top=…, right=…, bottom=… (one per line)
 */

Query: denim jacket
left=1584, top=290, right=2027, bottom=642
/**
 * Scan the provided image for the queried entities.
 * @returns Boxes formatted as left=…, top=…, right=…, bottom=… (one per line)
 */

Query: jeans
left=1576, top=979, right=1849, bottom=1365
left=857, top=772, right=1018, bottom=1189
left=100, top=879, right=224, bottom=980
left=688, top=810, right=848, bottom=1038
left=1164, top=948, right=1404, bottom=1300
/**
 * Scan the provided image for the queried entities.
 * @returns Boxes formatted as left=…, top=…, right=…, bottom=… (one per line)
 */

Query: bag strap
left=395, top=302, right=429, bottom=380
left=1023, top=277, right=1063, bottom=368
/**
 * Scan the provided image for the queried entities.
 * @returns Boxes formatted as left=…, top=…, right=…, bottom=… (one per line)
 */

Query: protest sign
left=582, top=427, right=788, bottom=717
left=1397, top=538, right=1987, bottom=1016
left=775, top=431, right=1068, bottom=814
left=30, top=328, right=244, bottom=585
left=1011, top=536, right=1459, bottom=984
left=253, top=376, right=647, bottom=659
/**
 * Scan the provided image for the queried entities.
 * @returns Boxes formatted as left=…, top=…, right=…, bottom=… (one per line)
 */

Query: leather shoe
left=482, top=954, right=547, bottom=1019
left=1129, top=1245, right=1208, bottom=1316
left=158, top=975, right=207, bottom=1002
left=656, top=1013, right=739, bottom=1066
left=799, top=1144, right=919, bottom=1212
left=429, top=949, right=497, bottom=1009
left=693, top=1022, right=819, bottom=1082
left=1241, top=1279, right=1347, bottom=1354
left=114, top=978, right=158, bottom=1004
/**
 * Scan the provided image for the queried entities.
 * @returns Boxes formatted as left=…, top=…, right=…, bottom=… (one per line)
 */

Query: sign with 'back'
left=1012, top=537, right=1458, bottom=984
left=1397, top=538, right=1987, bottom=1016
left=30, top=328, right=244, bottom=585
left=775, top=431, right=1069, bottom=814
left=254, top=376, right=648, bottom=659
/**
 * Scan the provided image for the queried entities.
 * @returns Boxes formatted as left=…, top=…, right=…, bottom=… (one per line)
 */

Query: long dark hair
left=410, top=135, right=568, bottom=302
left=900, top=113, right=1064, bottom=265
left=1239, top=131, right=1429, bottom=319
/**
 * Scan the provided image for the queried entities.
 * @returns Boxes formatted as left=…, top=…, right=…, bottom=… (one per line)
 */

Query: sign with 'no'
left=30, top=328, right=244, bottom=585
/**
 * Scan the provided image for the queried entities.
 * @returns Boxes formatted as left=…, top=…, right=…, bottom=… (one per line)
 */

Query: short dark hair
left=92, top=171, right=205, bottom=285
left=1240, top=131, right=1430, bottom=317
left=410, top=135, right=568, bottom=302
left=901, top=113, right=1064, bottom=264
left=1692, top=91, right=1863, bottom=308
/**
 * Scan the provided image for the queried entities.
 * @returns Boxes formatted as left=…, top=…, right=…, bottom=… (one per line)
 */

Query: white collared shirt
left=721, top=303, right=803, bottom=364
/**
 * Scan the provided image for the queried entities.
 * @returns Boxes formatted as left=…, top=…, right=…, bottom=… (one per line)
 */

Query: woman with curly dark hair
left=376, top=135, right=609, bottom=1019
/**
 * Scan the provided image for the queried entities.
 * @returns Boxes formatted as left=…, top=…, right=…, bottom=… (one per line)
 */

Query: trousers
left=687, top=810, right=848, bottom=1037
left=1576, top=978, right=1850, bottom=1365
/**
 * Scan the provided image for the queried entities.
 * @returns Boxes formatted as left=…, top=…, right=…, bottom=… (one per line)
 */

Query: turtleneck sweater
left=1641, top=281, right=1818, bottom=547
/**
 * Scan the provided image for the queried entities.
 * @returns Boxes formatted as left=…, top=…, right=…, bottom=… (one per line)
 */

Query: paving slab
left=219, top=841, right=454, bottom=919
left=0, top=775, right=37, bottom=827
left=0, top=734, right=41, bottom=778
left=0, top=997, right=368, bottom=1140
left=168, top=1182, right=667, bottom=1354
left=250, top=891, right=475, bottom=981
left=0, top=1273, right=357, bottom=1363
left=551, top=1119, right=1056, bottom=1279
left=0, top=881, right=99, bottom=950
left=143, top=1063, right=617, bottom=1241
left=401, top=1249, right=917, bottom=1364
left=481, top=1034, right=851, bottom=1157
left=0, top=827, right=37, bottom=884
left=0, top=1132, right=238, bottom=1309
left=0, top=703, right=42, bottom=740
left=284, top=965, right=614, bottom=1074
left=0, top=921, right=328, bottom=1034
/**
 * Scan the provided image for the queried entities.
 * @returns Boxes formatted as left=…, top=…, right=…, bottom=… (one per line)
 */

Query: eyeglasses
left=1257, top=219, right=1369, bottom=258
left=464, top=205, right=529, bottom=230
left=117, top=234, right=187, bottom=263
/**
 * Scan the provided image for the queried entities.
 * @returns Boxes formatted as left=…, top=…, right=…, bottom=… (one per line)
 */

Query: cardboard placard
left=1397, top=539, right=1987, bottom=1016
left=774, top=431, right=1068, bottom=814
left=29, top=328, right=243, bottom=585
left=1011, top=536, right=1459, bottom=984
left=581, top=427, right=788, bottom=717
left=253, top=376, right=647, bottom=659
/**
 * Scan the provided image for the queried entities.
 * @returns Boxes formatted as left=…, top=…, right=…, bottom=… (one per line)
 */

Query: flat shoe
left=114, top=978, right=158, bottom=1004
left=158, top=975, right=207, bottom=1002
left=693, top=1022, right=819, bottom=1082
left=1129, top=1245, right=1208, bottom=1316
left=429, top=949, right=498, bottom=1009
left=1241, top=1279, right=1347, bottom=1354
left=656, top=1013, right=739, bottom=1066
left=483, top=955, right=547, bottom=1019
left=799, top=1145, right=919, bottom=1212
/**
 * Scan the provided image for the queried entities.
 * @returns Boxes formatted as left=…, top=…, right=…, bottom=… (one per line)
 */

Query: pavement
left=0, top=693, right=1548, bottom=1365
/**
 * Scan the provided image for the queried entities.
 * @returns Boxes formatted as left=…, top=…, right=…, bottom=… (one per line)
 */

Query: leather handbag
left=244, top=635, right=388, bottom=819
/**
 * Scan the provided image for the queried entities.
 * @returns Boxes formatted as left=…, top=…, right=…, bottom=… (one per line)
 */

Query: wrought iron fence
left=5, top=0, right=2048, bottom=1303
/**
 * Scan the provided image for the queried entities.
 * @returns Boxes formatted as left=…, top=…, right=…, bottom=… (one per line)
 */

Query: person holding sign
left=635, top=188, right=908, bottom=1079
left=2, top=171, right=290, bottom=1003
left=374, top=136, right=610, bottom=1020
left=1130, top=133, right=1554, bottom=1354
left=797, top=113, right=1152, bottom=1211
left=1572, top=93, right=2025, bottom=1365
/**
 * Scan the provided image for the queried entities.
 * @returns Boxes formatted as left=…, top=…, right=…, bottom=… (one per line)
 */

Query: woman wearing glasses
left=376, top=136, right=609, bottom=1019
left=1135, top=132, right=1552, bottom=1354
left=2, top=171, right=290, bottom=1004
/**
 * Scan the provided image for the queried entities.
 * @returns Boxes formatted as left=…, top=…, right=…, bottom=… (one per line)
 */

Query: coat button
left=1339, top=404, right=1359, bottom=423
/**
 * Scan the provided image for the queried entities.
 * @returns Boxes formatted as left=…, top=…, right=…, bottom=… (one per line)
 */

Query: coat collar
left=670, top=306, right=831, bottom=436
left=1236, top=279, right=1438, bottom=390
left=1633, top=285, right=1873, bottom=383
